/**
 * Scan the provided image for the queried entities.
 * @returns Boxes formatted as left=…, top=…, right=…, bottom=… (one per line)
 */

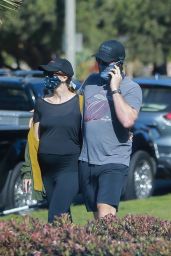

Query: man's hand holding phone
left=109, top=65, right=122, bottom=93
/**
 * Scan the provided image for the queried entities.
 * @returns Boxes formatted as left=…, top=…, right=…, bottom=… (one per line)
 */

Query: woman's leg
left=38, top=153, right=79, bottom=223
left=48, top=171, right=79, bottom=223
left=41, top=173, right=54, bottom=208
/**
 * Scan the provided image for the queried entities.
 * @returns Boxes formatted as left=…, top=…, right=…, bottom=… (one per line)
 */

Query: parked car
left=124, top=76, right=171, bottom=200
left=0, top=68, right=44, bottom=78
left=0, top=69, right=11, bottom=76
left=12, top=70, right=44, bottom=78
left=0, top=76, right=45, bottom=211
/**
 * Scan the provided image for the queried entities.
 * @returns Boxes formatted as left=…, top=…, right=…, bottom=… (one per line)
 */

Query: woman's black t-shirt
left=33, top=95, right=82, bottom=155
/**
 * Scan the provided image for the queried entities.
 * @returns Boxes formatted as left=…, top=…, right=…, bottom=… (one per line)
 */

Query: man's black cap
left=39, top=58, right=74, bottom=77
left=94, top=40, right=125, bottom=63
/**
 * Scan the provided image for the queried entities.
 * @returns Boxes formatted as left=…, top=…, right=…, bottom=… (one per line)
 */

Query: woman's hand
left=23, top=179, right=32, bottom=193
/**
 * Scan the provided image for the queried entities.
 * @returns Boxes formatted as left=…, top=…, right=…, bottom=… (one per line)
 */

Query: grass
left=1, top=193, right=171, bottom=225
left=72, top=193, right=171, bottom=224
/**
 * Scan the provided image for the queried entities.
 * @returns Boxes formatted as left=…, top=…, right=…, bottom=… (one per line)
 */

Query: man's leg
left=97, top=203, right=116, bottom=218
left=96, top=163, right=128, bottom=219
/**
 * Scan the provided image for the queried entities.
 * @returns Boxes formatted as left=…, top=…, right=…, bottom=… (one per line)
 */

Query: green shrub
left=0, top=214, right=171, bottom=255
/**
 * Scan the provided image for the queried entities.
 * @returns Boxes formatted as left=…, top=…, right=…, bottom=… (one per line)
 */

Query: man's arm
left=109, top=66, right=139, bottom=128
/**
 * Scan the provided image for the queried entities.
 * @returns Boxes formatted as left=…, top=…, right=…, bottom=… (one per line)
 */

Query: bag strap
left=79, top=94, right=84, bottom=113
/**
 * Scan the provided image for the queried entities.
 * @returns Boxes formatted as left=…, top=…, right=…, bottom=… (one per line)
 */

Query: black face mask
left=97, top=59, right=108, bottom=73
left=44, top=75, right=62, bottom=90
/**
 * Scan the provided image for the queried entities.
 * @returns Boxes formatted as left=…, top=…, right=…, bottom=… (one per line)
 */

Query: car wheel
left=7, top=162, right=37, bottom=209
left=124, top=151, right=156, bottom=200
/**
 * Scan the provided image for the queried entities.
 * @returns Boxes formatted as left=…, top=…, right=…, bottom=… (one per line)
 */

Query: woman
left=32, top=58, right=82, bottom=223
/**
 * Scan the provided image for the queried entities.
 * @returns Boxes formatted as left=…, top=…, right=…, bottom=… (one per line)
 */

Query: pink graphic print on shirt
left=84, top=90, right=111, bottom=122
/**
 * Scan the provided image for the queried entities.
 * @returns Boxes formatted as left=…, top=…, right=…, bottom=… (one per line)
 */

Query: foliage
left=0, top=0, right=58, bottom=69
left=0, top=0, right=22, bottom=23
left=0, top=0, right=22, bottom=12
left=0, top=214, right=171, bottom=255
left=76, top=0, right=171, bottom=65
left=0, top=0, right=171, bottom=74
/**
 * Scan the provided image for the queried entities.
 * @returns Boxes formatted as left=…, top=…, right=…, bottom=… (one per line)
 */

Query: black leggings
left=38, top=153, right=79, bottom=223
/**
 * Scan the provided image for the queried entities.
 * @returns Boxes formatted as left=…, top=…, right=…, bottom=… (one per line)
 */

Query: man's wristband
left=111, top=89, right=121, bottom=95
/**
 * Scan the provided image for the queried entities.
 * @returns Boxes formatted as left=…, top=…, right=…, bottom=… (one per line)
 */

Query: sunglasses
left=95, top=58, right=109, bottom=66
left=53, top=72, right=66, bottom=76
left=96, top=57, right=122, bottom=66
left=44, top=71, right=66, bottom=77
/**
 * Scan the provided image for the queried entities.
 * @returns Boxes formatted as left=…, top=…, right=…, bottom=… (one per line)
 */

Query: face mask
left=44, top=75, right=61, bottom=90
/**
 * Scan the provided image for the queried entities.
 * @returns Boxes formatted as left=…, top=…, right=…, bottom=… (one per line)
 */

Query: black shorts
left=79, top=161, right=129, bottom=212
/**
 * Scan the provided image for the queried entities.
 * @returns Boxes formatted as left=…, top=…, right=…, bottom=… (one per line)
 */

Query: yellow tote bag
left=28, top=125, right=43, bottom=191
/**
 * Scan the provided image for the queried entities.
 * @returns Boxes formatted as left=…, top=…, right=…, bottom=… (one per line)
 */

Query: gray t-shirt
left=79, top=73, right=142, bottom=166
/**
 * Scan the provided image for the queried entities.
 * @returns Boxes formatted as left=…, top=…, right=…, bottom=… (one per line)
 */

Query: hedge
left=0, top=214, right=171, bottom=255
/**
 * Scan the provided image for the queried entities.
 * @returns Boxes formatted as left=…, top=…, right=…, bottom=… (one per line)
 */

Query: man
left=79, top=39, right=142, bottom=218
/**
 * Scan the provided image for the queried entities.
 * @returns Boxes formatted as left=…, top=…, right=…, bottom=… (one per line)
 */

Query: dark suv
left=124, top=76, right=171, bottom=200
left=0, top=75, right=45, bottom=211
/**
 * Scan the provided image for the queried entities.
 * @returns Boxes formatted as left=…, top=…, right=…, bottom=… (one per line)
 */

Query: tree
left=0, top=0, right=59, bottom=69
left=76, top=0, right=171, bottom=70
left=0, top=0, right=22, bottom=11
left=0, top=0, right=22, bottom=22
left=1, top=0, right=171, bottom=74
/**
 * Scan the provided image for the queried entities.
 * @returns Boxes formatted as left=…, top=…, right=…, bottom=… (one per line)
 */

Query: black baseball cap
left=39, top=58, right=74, bottom=77
left=94, top=40, right=125, bottom=63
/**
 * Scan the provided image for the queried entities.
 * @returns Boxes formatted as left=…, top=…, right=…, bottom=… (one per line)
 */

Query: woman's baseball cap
left=39, top=58, right=74, bottom=77
left=94, top=40, right=125, bottom=63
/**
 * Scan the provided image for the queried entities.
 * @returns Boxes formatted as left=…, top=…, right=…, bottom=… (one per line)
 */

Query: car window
left=31, top=82, right=45, bottom=98
left=0, top=87, right=31, bottom=111
left=141, top=86, right=171, bottom=112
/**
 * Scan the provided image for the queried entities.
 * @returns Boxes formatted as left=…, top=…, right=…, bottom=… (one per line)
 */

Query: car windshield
left=0, top=86, right=31, bottom=111
left=141, top=86, right=171, bottom=112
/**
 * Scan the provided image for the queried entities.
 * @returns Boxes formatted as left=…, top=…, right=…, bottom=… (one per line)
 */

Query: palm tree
left=0, top=0, right=22, bottom=12
left=0, top=0, right=22, bottom=23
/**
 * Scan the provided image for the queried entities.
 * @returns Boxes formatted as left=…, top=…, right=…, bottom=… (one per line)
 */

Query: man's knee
left=97, top=203, right=116, bottom=218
